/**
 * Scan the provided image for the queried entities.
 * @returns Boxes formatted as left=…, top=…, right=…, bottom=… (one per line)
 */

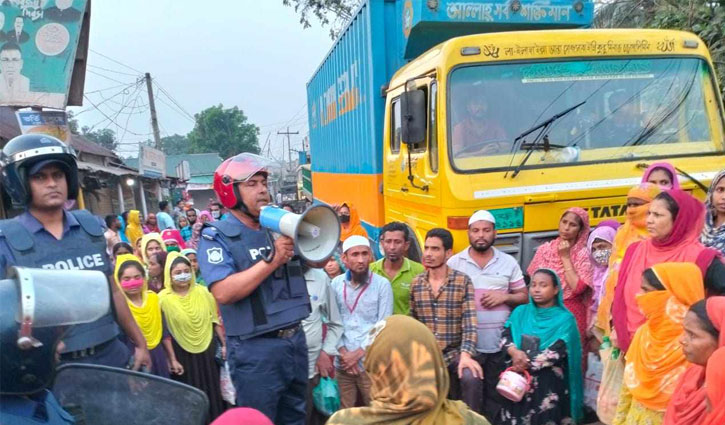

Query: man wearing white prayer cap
left=446, top=210, right=529, bottom=421
left=330, top=235, right=393, bottom=408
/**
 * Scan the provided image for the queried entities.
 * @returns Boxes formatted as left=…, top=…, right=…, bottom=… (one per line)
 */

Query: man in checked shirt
left=409, top=228, right=482, bottom=411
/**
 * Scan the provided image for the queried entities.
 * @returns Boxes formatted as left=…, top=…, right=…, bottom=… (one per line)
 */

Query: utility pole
left=277, top=127, right=299, bottom=170
left=145, top=72, right=162, bottom=151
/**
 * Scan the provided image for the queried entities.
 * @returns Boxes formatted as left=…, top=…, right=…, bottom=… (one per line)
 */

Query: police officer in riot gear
left=198, top=153, right=310, bottom=424
left=0, top=134, right=152, bottom=370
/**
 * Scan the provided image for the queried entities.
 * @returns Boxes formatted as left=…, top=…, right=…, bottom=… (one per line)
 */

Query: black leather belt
left=59, top=339, right=114, bottom=360
left=259, top=324, right=301, bottom=339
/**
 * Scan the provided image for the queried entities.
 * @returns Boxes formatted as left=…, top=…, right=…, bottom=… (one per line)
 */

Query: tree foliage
left=159, top=134, right=191, bottom=155
left=81, top=126, right=118, bottom=152
left=187, top=105, right=260, bottom=159
left=595, top=0, right=725, bottom=94
left=282, top=0, right=360, bottom=38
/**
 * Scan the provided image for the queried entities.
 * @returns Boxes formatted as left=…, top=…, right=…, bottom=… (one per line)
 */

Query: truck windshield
left=448, top=57, right=724, bottom=172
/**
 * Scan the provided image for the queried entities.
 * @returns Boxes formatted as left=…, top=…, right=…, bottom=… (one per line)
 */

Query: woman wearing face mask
left=701, top=170, right=725, bottom=255
left=587, top=225, right=616, bottom=343
left=664, top=297, right=725, bottom=425
left=159, top=252, right=226, bottom=421
left=114, top=254, right=184, bottom=378
left=612, top=190, right=717, bottom=354
left=161, top=228, right=186, bottom=252
left=335, top=202, right=368, bottom=241
left=612, top=263, right=704, bottom=425
left=641, top=162, right=680, bottom=190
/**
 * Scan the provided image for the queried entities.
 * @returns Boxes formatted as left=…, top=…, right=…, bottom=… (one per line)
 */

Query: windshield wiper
left=506, top=101, right=586, bottom=178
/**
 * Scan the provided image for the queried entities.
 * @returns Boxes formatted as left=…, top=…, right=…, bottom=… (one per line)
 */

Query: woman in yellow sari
left=125, top=209, right=144, bottom=247
left=612, top=262, right=704, bottom=425
left=114, top=254, right=183, bottom=378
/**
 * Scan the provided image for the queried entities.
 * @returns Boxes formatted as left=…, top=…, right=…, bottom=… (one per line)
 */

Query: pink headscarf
left=641, top=162, right=681, bottom=190
left=199, top=210, right=214, bottom=223
left=588, top=225, right=617, bottom=317
left=612, top=189, right=712, bottom=352
left=161, top=229, right=186, bottom=249
left=211, top=408, right=273, bottom=425
left=527, top=207, right=594, bottom=300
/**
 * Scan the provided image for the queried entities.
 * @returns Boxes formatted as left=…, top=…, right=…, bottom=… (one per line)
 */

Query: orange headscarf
left=624, top=262, right=705, bottom=411
left=703, top=347, right=725, bottom=425
left=664, top=297, right=725, bottom=425
left=339, top=202, right=368, bottom=241
left=596, top=183, right=661, bottom=334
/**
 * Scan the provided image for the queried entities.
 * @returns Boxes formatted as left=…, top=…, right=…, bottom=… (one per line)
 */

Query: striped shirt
left=409, top=267, right=477, bottom=365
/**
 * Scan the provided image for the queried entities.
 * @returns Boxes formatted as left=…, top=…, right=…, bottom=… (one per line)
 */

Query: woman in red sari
left=612, top=189, right=715, bottom=353
left=527, top=207, right=593, bottom=345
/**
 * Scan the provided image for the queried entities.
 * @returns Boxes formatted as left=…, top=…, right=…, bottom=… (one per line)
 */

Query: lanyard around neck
left=343, top=272, right=372, bottom=314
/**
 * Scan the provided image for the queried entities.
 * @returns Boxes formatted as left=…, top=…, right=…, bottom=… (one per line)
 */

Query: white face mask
left=592, top=249, right=612, bottom=266
left=174, top=272, right=193, bottom=283
left=211, top=211, right=220, bottom=219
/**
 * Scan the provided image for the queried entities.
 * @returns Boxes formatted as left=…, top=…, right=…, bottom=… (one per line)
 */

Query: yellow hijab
left=327, top=315, right=490, bottom=425
left=125, top=210, right=144, bottom=247
left=158, top=252, right=218, bottom=354
left=140, top=232, right=166, bottom=265
left=624, top=262, right=704, bottom=411
left=596, top=183, right=661, bottom=334
left=114, top=254, right=163, bottom=350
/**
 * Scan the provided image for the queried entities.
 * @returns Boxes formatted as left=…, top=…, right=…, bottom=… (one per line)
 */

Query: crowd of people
left=2, top=134, right=724, bottom=425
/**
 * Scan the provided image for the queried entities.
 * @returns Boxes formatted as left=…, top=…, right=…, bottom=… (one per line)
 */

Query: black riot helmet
left=0, top=134, right=79, bottom=205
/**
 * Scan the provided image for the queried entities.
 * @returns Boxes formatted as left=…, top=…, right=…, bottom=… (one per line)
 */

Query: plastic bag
left=596, top=346, right=624, bottom=424
left=584, top=352, right=603, bottom=410
left=313, top=377, right=340, bottom=416
left=220, top=362, right=236, bottom=405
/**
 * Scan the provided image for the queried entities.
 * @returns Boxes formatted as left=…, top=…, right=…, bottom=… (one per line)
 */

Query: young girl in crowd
left=159, top=252, right=226, bottom=421
left=125, top=210, right=144, bottom=247
left=162, top=228, right=186, bottom=252
left=527, top=207, right=593, bottom=347
left=141, top=233, right=166, bottom=265
left=112, top=242, right=133, bottom=263
left=664, top=297, right=725, bottom=425
left=178, top=215, right=192, bottom=242
left=114, top=254, right=183, bottom=378
left=701, top=170, right=725, bottom=255
left=324, top=255, right=344, bottom=279
left=147, top=252, right=167, bottom=293
left=613, top=263, right=704, bottom=425
left=144, top=213, right=160, bottom=234
left=641, top=162, right=680, bottom=190
left=500, top=268, right=583, bottom=425
left=181, top=248, right=205, bottom=286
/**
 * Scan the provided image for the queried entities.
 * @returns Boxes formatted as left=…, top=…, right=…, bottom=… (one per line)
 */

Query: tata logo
left=41, top=254, right=105, bottom=270
left=583, top=204, right=628, bottom=219
left=249, top=246, right=273, bottom=261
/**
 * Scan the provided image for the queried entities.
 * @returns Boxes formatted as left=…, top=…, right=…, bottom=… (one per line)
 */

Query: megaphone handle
left=262, top=228, right=276, bottom=263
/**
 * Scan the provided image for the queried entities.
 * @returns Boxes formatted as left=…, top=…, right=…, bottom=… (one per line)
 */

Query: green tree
left=67, top=110, right=80, bottom=134
left=595, top=0, right=724, bottom=94
left=187, top=105, right=260, bottom=159
left=282, top=0, right=359, bottom=38
left=81, top=126, right=118, bottom=152
left=160, top=134, right=191, bottom=155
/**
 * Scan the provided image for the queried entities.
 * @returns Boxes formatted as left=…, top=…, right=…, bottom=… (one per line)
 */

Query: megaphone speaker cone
left=259, top=205, right=341, bottom=263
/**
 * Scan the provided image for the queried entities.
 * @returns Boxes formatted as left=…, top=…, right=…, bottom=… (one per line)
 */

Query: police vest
left=0, top=210, right=119, bottom=353
left=205, top=219, right=311, bottom=339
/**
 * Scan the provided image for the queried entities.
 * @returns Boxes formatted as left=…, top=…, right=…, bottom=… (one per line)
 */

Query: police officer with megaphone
left=0, top=134, right=152, bottom=371
left=198, top=153, right=311, bottom=425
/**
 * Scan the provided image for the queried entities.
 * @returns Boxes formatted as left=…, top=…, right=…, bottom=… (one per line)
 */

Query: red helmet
left=213, top=153, right=271, bottom=209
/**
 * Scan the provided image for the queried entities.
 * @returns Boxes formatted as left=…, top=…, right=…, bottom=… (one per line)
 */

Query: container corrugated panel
left=306, top=0, right=395, bottom=175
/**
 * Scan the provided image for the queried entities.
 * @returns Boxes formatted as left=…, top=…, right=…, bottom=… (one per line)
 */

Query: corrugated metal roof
left=124, top=153, right=223, bottom=178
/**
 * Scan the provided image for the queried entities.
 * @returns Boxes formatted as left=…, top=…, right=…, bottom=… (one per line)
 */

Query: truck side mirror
left=401, top=89, right=426, bottom=146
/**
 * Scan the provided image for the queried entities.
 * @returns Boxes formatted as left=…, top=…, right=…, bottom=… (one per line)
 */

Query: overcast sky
left=68, top=0, right=334, bottom=159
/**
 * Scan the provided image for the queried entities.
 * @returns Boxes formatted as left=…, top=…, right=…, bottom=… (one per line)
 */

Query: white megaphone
left=259, top=204, right=341, bottom=263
